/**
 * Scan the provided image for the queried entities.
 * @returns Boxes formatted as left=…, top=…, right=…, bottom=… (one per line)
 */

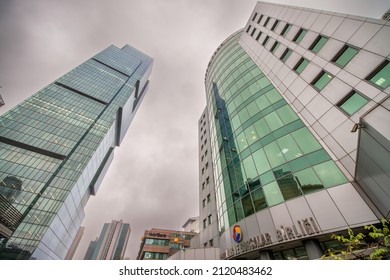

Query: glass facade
left=0, top=45, right=153, bottom=259
left=205, top=32, right=347, bottom=234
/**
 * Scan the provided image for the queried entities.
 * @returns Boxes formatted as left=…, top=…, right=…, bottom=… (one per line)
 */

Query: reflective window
left=309, top=35, right=328, bottom=53
left=263, top=181, right=284, bottom=206
left=312, top=71, right=333, bottom=91
left=257, top=14, right=264, bottom=24
left=293, top=28, right=307, bottom=43
left=280, top=48, right=292, bottom=62
left=250, top=28, right=257, bottom=37
left=252, top=12, right=258, bottom=21
left=312, top=161, right=347, bottom=187
left=294, top=58, right=309, bottom=74
left=338, top=91, right=368, bottom=115
left=271, top=20, right=280, bottom=31
left=270, top=41, right=280, bottom=53
left=263, top=17, right=270, bottom=27
left=256, top=31, right=262, bottom=41
left=262, top=36, right=270, bottom=46
left=367, top=60, right=390, bottom=89
left=332, top=45, right=358, bottom=67
left=280, top=23, right=291, bottom=36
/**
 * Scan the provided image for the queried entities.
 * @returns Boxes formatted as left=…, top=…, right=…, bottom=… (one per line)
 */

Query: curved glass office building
left=199, top=1, right=389, bottom=260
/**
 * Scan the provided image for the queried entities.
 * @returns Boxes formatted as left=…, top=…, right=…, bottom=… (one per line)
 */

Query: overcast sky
left=0, top=0, right=388, bottom=260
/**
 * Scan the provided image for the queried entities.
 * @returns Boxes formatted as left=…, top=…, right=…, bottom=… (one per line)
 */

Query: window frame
left=365, top=60, right=390, bottom=89
left=280, top=48, right=292, bottom=62
left=309, top=35, right=328, bottom=53
left=293, top=57, right=309, bottom=74
left=262, top=35, right=270, bottom=46
left=257, top=14, right=264, bottom=24
left=293, top=28, right=307, bottom=44
left=331, top=44, right=359, bottom=68
left=271, top=19, right=280, bottom=31
left=263, top=17, right=270, bottom=27
left=270, top=41, right=280, bottom=53
left=280, top=23, right=291, bottom=37
left=252, top=12, right=258, bottom=21
left=337, top=90, right=369, bottom=116
left=311, top=71, right=333, bottom=91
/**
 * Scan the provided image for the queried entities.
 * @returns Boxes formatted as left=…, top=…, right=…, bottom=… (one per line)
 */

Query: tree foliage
left=322, top=218, right=389, bottom=260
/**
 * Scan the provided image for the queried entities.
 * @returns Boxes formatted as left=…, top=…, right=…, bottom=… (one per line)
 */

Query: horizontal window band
left=92, top=58, right=131, bottom=78
left=54, top=82, right=108, bottom=105
left=0, top=136, right=66, bottom=160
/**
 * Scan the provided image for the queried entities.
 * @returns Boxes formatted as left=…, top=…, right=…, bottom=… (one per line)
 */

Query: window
left=270, top=41, right=280, bottom=53
left=204, top=242, right=208, bottom=247
left=208, top=215, right=212, bottom=225
left=207, top=194, right=211, bottom=202
left=206, top=176, right=210, bottom=184
left=202, top=182, right=205, bottom=189
left=271, top=19, right=280, bottom=31
left=280, top=23, right=291, bottom=36
left=252, top=12, right=258, bottom=21
left=263, top=17, right=270, bottom=27
left=205, top=149, right=208, bottom=156
left=203, top=219, right=206, bottom=229
left=256, top=31, right=262, bottom=41
left=209, top=239, right=213, bottom=247
left=309, top=35, right=328, bottom=53
left=294, top=58, right=309, bottom=74
left=202, top=199, right=206, bottom=208
left=257, top=14, right=263, bottom=24
left=201, top=155, right=204, bottom=162
left=205, top=162, right=209, bottom=169
left=337, top=91, right=368, bottom=115
left=293, top=28, right=307, bottom=43
left=312, top=71, right=333, bottom=91
left=251, top=28, right=257, bottom=37
left=332, top=45, right=358, bottom=67
left=201, top=168, right=204, bottom=175
left=246, top=25, right=251, bottom=33
left=366, top=60, right=390, bottom=89
left=262, top=36, right=269, bottom=46
left=280, top=48, right=292, bottom=62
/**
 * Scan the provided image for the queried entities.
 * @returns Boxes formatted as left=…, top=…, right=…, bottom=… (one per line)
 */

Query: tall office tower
left=84, top=220, right=130, bottom=260
left=203, top=1, right=389, bottom=260
left=0, top=44, right=153, bottom=259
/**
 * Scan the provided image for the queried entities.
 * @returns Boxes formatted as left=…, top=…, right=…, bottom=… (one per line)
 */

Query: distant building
left=0, top=94, right=4, bottom=107
left=182, top=217, right=199, bottom=233
left=65, top=226, right=84, bottom=260
left=136, top=228, right=196, bottom=260
left=84, top=220, right=130, bottom=260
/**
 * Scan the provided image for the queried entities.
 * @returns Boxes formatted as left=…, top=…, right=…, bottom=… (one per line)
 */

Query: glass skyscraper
left=84, top=220, right=130, bottom=260
left=0, top=44, right=153, bottom=259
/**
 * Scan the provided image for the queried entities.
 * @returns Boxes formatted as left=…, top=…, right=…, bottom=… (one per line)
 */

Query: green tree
left=322, top=218, right=389, bottom=260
